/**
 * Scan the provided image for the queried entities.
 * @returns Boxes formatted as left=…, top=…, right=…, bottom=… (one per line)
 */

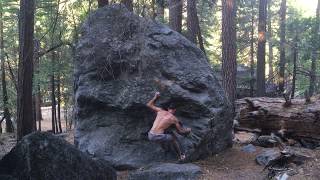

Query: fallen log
left=236, top=97, right=320, bottom=142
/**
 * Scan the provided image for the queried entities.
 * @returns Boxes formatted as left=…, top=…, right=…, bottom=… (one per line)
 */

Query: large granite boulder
left=128, top=163, right=202, bottom=180
left=74, top=4, right=233, bottom=169
left=0, top=132, right=116, bottom=180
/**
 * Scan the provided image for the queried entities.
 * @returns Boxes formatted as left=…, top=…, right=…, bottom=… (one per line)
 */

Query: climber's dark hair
left=166, top=103, right=176, bottom=110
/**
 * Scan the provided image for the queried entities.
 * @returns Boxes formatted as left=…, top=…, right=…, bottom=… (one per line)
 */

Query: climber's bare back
left=150, top=110, right=177, bottom=134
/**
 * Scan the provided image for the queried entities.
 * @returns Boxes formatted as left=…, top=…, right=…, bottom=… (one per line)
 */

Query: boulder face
left=74, top=4, right=233, bottom=169
left=0, top=132, right=116, bottom=180
left=128, top=163, right=202, bottom=180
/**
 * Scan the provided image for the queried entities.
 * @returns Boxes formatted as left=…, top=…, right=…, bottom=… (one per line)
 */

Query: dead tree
left=236, top=97, right=320, bottom=142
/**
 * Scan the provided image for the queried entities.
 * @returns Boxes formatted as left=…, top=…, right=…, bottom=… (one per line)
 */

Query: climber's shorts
left=148, top=131, right=173, bottom=143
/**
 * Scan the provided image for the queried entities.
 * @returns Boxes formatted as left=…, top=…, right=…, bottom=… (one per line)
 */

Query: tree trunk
left=0, top=5, right=14, bottom=133
left=236, top=97, right=320, bottom=141
left=187, top=0, right=197, bottom=43
left=155, top=0, right=165, bottom=22
left=187, top=0, right=206, bottom=55
left=197, top=28, right=206, bottom=55
left=97, top=0, right=108, bottom=8
left=291, top=34, right=298, bottom=99
left=121, top=0, right=133, bottom=12
left=57, top=73, right=62, bottom=133
left=309, top=0, right=320, bottom=96
left=35, top=90, right=42, bottom=131
left=278, top=0, right=286, bottom=93
left=151, top=0, right=156, bottom=19
left=17, top=0, right=35, bottom=140
left=267, top=2, right=274, bottom=81
left=33, top=39, right=42, bottom=131
left=222, top=0, right=237, bottom=110
left=256, top=0, right=267, bottom=96
left=250, top=1, right=255, bottom=97
left=169, top=0, right=183, bottom=33
left=51, top=52, right=56, bottom=134
left=32, top=95, right=37, bottom=131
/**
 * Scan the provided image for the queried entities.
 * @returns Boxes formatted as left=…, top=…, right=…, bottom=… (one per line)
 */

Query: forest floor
left=1, top=111, right=320, bottom=179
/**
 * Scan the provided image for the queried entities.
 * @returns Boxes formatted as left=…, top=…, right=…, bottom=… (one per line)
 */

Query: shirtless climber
left=146, top=92, right=191, bottom=161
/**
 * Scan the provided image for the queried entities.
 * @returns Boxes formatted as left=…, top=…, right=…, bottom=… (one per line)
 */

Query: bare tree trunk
left=33, top=39, right=42, bottom=131
left=291, top=34, right=298, bottom=99
left=197, top=28, right=206, bottom=55
left=121, top=0, right=133, bottom=11
left=32, top=95, right=37, bottom=131
left=222, top=0, right=237, bottom=109
left=151, top=0, right=156, bottom=19
left=35, top=91, right=41, bottom=131
left=0, top=5, right=14, bottom=133
left=169, top=0, right=183, bottom=33
left=187, top=0, right=206, bottom=55
left=187, top=0, right=197, bottom=43
left=97, top=0, right=108, bottom=8
left=278, top=0, right=286, bottom=93
left=17, top=0, right=35, bottom=140
left=256, top=0, right=267, bottom=96
left=155, top=0, right=165, bottom=22
left=267, top=2, right=274, bottom=81
left=51, top=52, right=56, bottom=134
left=309, top=0, right=320, bottom=96
left=250, top=1, right=255, bottom=97
left=57, top=74, right=62, bottom=133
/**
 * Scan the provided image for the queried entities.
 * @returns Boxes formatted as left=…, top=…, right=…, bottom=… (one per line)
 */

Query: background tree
left=309, top=0, right=320, bottom=96
left=0, top=1, right=14, bottom=132
left=98, top=0, right=108, bottom=8
left=121, top=0, right=133, bottom=11
left=222, top=0, right=237, bottom=108
left=17, top=0, right=35, bottom=140
left=267, top=1, right=274, bottom=81
left=155, top=0, right=165, bottom=22
left=187, top=0, right=206, bottom=54
left=279, top=0, right=287, bottom=93
left=169, top=0, right=182, bottom=33
left=256, top=0, right=267, bottom=96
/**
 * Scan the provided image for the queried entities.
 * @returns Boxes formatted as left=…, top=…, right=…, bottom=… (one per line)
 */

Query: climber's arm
left=147, top=92, right=163, bottom=112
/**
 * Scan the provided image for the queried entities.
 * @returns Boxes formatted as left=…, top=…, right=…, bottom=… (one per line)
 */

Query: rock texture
left=256, top=149, right=281, bottom=166
left=74, top=4, right=232, bottom=169
left=128, top=163, right=202, bottom=180
left=0, top=132, right=116, bottom=180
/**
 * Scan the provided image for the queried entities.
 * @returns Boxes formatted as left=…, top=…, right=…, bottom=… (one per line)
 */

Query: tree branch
left=37, top=42, right=69, bottom=58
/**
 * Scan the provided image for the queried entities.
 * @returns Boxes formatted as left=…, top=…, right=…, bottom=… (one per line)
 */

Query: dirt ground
left=1, top=116, right=320, bottom=179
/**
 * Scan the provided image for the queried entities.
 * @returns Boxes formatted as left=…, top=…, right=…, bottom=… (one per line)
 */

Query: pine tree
left=279, top=0, right=287, bottom=93
left=17, top=0, right=36, bottom=140
left=256, top=0, right=267, bottom=96
left=222, top=0, right=237, bottom=108
left=169, top=0, right=182, bottom=33
left=309, top=0, right=320, bottom=96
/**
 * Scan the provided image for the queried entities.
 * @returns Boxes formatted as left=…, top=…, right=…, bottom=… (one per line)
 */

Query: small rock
left=128, top=163, right=202, bottom=180
left=253, top=135, right=283, bottom=148
left=241, top=144, right=256, bottom=153
left=276, top=173, right=289, bottom=180
left=256, top=149, right=281, bottom=166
